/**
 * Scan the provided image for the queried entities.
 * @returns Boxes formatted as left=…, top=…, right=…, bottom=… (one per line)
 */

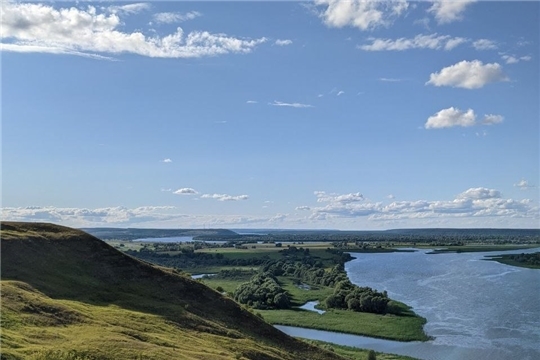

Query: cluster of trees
left=262, top=259, right=348, bottom=288
left=324, top=280, right=389, bottom=314
left=233, top=273, right=291, bottom=310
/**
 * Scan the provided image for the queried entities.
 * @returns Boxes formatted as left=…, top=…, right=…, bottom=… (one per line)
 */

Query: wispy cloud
left=108, top=3, right=151, bottom=15
left=514, top=180, right=535, bottom=190
left=270, top=101, right=313, bottom=108
left=472, top=39, right=498, bottom=50
left=152, top=11, right=201, bottom=24
left=1, top=2, right=266, bottom=59
left=379, top=77, right=403, bottom=82
left=161, top=158, right=172, bottom=163
left=426, top=60, right=508, bottom=89
left=336, top=90, right=345, bottom=96
left=427, top=0, right=476, bottom=24
left=246, top=100, right=258, bottom=104
left=201, top=193, right=249, bottom=201
left=275, top=39, right=293, bottom=46
left=425, top=107, right=504, bottom=129
left=359, top=33, right=467, bottom=51
left=501, top=54, right=532, bottom=64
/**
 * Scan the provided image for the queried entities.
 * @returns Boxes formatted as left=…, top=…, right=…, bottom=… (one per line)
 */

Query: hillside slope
left=1, top=222, right=344, bottom=360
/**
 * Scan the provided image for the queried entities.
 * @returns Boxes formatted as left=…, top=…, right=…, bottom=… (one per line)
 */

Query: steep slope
left=1, top=222, right=344, bottom=360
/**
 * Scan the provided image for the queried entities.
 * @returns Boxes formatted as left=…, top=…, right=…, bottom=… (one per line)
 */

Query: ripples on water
left=343, top=247, right=540, bottom=360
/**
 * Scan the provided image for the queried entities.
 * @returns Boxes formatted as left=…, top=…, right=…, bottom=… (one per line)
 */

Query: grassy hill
left=0, top=222, right=345, bottom=360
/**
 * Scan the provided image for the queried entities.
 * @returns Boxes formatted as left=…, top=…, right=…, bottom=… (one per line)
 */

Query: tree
left=367, top=350, right=377, bottom=360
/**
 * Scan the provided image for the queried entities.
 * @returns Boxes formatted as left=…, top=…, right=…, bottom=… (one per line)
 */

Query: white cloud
left=301, top=187, right=537, bottom=222
left=153, top=11, right=201, bottom=24
left=275, top=39, right=293, bottom=46
left=473, top=39, right=497, bottom=50
left=296, top=206, right=311, bottom=211
left=425, top=108, right=504, bottom=129
left=425, top=107, right=476, bottom=129
left=359, top=33, right=466, bottom=51
left=1, top=205, right=177, bottom=226
left=379, top=77, right=403, bottom=82
left=315, top=0, right=408, bottom=31
left=270, top=101, right=313, bottom=108
left=426, top=60, right=508, bottom=89
left=108, top=3, right=151, bottom=15
left=336, top=90, right=345, bottom=96
left=315, top=191, right=364, bottom=203
left=1, top=2, right=266, bottom=59
left=457, top=187, right=501, bottom=200
left=482, top=114, right=503, bottom=125
left=428, top=0, right=475, bottom=24
left=173, top=188, right=198, bottom=195
left=162, top=158, right=172, bottom=163
left=514, top=180, right=535, bottom=190
left=201, top=194, right=249, bottom=201
left=246, top=100, right=258, bottom=104
left=387, top=194, right=395, bottom=200
left=501, top=54, right=532, bottom=64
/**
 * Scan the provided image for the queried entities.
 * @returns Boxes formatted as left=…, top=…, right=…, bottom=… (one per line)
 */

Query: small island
left=485, top=252, right=540, bottom=269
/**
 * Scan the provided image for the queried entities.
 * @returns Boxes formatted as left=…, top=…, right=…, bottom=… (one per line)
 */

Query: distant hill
left=1, top=222, right=344, bottom=360
left=81, top=227, right=240, bottom=241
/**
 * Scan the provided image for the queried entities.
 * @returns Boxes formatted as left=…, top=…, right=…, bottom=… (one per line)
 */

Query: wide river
left=278, top=247, right=540, bottom=360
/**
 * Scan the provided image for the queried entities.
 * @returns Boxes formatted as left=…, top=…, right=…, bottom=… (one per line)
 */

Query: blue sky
left=2, top=0, right=539, bottom=229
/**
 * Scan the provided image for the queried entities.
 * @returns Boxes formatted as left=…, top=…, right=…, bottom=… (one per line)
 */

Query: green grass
left=256, top=307, right=429, bottom=342
left=199, top=276, right=428, bottom=342
left=1, top=222, right=347, bottom=360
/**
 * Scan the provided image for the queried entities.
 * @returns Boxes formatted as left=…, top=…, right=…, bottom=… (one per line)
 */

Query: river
left=277, top=247, right=540, bottom=360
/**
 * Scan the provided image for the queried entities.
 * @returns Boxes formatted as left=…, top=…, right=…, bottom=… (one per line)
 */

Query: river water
left=278, top=247, right=540, bottom=360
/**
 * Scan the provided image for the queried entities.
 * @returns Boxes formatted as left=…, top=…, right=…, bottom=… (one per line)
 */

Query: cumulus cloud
left=315, top=0, right=408, bottom=31
left=173, top=188, right=198, bottom=195
left=472, top=39, right=497, bottom=50
left=359, top=33, right=466, bottom=51
left=270, top=101, right=313, bottom=108
left=201, top=194, right=249, bottom=201
left=425, top=108, right=504, bottom=129
left=315, top=191, right=364, bottom=203
left=152, top=11, right=201, bottom=24
left=300, top=187, right=537, bottom=222
left=426, top=60, right=508, bottom=89
left=425, top=107, right=476, bottom=129
left=296, top=206, right=311, bottom=211
left=275, top=39, right=293, bottom=46
left=457, top=187, right=501, bottom=200
left=428, top=0, right=475, bottom=24
left=161, top=158, right=172, bottom=163
left=1, top=2, right=266, bottom=59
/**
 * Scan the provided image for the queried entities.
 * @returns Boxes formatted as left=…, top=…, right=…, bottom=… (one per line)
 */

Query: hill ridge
left=1, top=221, right=344, bottom=360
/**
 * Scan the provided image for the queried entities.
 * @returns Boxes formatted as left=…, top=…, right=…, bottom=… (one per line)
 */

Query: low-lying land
left=484, top=252, right=540, bottom=269
left=114, top=239, right=430, bottom=342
